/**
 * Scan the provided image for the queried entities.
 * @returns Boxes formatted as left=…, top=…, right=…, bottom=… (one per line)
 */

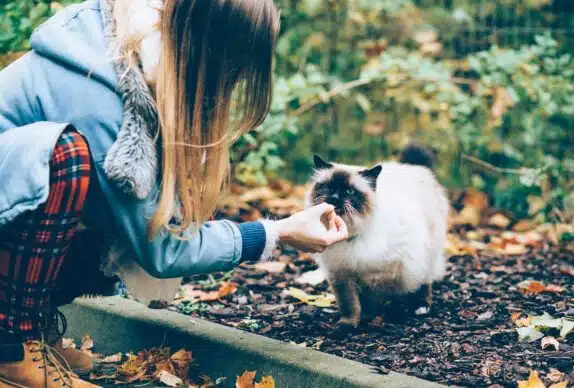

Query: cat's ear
left=313, top=154, right=333, bottom=170
left=359, top=165, right=382, bottom=189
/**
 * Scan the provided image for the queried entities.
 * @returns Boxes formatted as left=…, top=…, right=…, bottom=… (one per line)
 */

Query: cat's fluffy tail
left=399, top=143, right=435, bottom=169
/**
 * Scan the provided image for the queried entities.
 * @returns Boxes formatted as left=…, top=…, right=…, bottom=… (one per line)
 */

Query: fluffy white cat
left=304, top=144, right=449, bottom=328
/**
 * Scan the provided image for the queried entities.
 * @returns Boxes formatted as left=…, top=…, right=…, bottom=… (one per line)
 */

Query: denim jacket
left=0, top=0, right=275, bottom=301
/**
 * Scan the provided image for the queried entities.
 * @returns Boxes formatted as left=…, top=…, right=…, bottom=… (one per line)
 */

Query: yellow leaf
left=255, top=376, right=275, bottom=388
left=286, top=287, right=335, bottom=307
left=489, top=213, right=511, bottom=228
left=518, top=370, right=545, bottom=388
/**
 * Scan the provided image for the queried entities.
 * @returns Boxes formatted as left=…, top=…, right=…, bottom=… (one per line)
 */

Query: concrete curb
left=62, top=297, right=445, bottom=388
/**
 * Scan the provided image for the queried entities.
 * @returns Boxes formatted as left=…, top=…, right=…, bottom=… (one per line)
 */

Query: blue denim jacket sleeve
left=98, top=160, right=267, bottom=278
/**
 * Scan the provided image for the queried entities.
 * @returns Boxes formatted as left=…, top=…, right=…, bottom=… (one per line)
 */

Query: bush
left=1, top=0, right=572, bottom=221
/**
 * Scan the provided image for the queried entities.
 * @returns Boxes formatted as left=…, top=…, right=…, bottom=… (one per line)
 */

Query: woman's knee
left=45, top=131, right=92, bottom=214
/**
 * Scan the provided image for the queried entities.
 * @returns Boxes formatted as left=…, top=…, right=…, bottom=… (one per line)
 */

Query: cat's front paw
left=336, top=316, right=361, bottom=329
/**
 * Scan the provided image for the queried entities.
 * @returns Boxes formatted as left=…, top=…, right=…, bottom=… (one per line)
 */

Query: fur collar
left=100, top=0, right=160, bottom=200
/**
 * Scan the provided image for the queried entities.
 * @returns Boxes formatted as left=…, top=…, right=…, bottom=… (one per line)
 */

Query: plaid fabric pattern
left=0, top=131, right=91, bottom=340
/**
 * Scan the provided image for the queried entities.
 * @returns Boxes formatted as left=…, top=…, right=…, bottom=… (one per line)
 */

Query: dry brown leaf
left=100, top=353, right=122, bottom=363
left=513, top=219, right=535, bottom=232
left=489, top=213, right=511, bottom=228
left=240, top=187, right=275, bottom=203
left=253, top=261, right=287, bottom=273
left=518, top=280, right=546, bottom=294
left=178, top=281, right=238, bottom=304
left=547, top=368, right=565, bottom=383
left=518, top=370, right=545, bottom=388
left=61, top=338, right=76, bottom=349
left=236, top=371, right=257, bottom=388
left=491, top=87, right=515, bottom=120
left=518, top=280, right=565, bottom=295
left=217, top=281, right=238, bottom=298
left=80, top=335, right=94, bottom=352
left=255, top=376, right=275, bottom=388
left=515, top=317, right=532, bottom=327
left=541, top=336, right=560, bottom=351
left=157, top=370, right=184, bottom=387
left=544, top=284, right=565, bottom=293
left=511, top=312, right=522, bottom=323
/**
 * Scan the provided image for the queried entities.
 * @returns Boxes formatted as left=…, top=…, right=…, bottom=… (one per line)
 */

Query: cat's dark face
left=307, top=155, right=382, bottom=235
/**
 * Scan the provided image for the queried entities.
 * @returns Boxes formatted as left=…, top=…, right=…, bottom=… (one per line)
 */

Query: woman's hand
left=274, top=203, right=349, bottom=253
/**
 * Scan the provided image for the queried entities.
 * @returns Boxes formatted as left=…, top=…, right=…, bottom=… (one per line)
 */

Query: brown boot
left=0, top=341, right=101, bottom=387
left=46, top=310, right=94, bottom=375
left=51, top=339, right=94, bottom=376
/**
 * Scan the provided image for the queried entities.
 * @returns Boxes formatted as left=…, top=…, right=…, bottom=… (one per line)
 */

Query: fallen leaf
left=517, top=280, right=564, bottom=295
left=547, top=368, right=565, bottom=383
left=236, top=371, right=257, bottom=388
left=295, top=269, right=326, bottom=286
left=516, top=326, right=544, bottom=343
left=515, top=317, right=532, bottom=327
left=240, top=187, right=275, bottom=203
left=530, top=313, right=563, bottom=329
left=100, top=353, right=122, bottom=363
left=477, top=311, right=493, bottom=321
left=255, top=376, right=275, bottom=388
left=286, top=287, right=335, bottom=307
left=549, top=382, right=568, bottom=388
left=157, top=370, right=183, bottom=387
left=253, top=261, right=287, bottom=273
left=511, top=312, right=522, bottom=323
left=61, top=338, right=76, bottom=349
left=541, top=336, right=560, bottom=350
left=545, top=284, right=565, bottom=293
left=178, top=282, right=238, bottom=304
left=518, top=280, right=546, bottom=294
left=489, top=213, right=511, bottom=228
left=81, top=335, right=94, bottom=352
left=560, top=319, right=574, bottom=338
left=517, top=370, right=545, bottom=388
left=491, top=87, right=515, bottom=120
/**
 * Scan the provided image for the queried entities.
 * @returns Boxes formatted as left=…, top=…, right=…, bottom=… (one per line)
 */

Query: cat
left=304, top=144, right=449, bottom=329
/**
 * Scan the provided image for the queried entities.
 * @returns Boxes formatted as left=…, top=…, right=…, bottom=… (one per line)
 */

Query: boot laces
left=29, top=336, right=76, bottom=387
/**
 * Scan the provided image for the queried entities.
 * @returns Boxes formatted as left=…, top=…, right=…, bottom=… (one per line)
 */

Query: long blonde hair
left=150, top=0, right=279, bottom=238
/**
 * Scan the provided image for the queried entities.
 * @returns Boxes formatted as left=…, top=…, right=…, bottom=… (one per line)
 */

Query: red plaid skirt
left=0, top=131, right=91, bottom=340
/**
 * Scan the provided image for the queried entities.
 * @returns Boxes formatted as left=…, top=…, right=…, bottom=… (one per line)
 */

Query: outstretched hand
left=275, top=203, right=349, bottom=253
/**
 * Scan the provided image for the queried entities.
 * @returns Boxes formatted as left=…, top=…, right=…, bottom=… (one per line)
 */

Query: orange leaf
left=519, top=280, right=546, bottom=294
left=217, top=281, right=238, bottom=298
left=511, top=312, right=522, bottom=323
left=255, top=376, right=276, bottom=388
left=517, top=370, right=545, bottom=388
left=236, top=371, right=257, bottom=388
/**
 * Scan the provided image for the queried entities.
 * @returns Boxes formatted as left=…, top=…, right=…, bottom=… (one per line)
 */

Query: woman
left=0, top=0, right=348, bottom=386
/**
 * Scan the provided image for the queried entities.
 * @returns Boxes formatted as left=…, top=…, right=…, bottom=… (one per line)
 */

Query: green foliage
left=1, top=0, right=572, bottom=220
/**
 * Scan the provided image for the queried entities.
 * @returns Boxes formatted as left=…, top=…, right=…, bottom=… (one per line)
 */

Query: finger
left=334, top=215, right=345, bottom=231
left=315, top=202, right=335, bottom=215
left=330, top=217, right=349, bottom=243
left=326, top=210, right=337, bottom=230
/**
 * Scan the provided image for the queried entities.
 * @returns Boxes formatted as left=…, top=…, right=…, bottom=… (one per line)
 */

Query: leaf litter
left=170, top=184, right=574, bottom=387
left=81, top=337, right=276, bottom=388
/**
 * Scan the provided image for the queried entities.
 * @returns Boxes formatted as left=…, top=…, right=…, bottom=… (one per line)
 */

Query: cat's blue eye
left=346, top=188, right=356, bottom=195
